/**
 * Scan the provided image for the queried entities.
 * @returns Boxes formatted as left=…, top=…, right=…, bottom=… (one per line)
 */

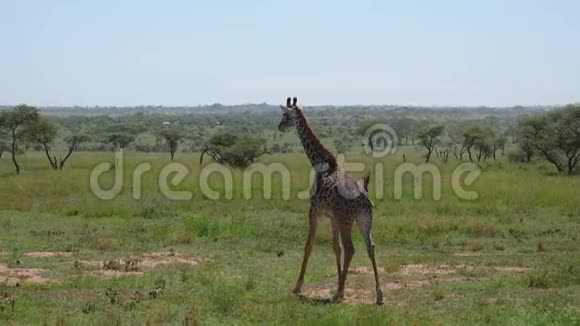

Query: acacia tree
left=200, top=132, right=269, bottom=167
left=159, top=128, right=183, bottom=160
left=417, top=125, right=444, bottom=163
left=556, top=107, right=580, bottom=174
left=492, top=136, right=508, bottom=160
left=0, top=105, right=39, bottom=174
left=438, top=140, right=455, bottom=163
left=396, top=118, right=418, bottom=145
left=474, top=137, right=492, bottom=163
left=461, top=126, right=493, bottom=163
left=26, top=117, right=59, bottom=169
left=518, top=116, right=560, bottom=170
left=518, top=105, right=580, bottom=174
left=59, top=134, right=91, bottom=169
left=26, top=118, right=91, bottom=170
left=0, top=127, right=8, bottom=160
left=103, top=133, right=135, bottom=151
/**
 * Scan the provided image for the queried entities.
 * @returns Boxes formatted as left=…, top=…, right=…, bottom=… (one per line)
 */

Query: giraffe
left=278, top=97, right=383, bottom=305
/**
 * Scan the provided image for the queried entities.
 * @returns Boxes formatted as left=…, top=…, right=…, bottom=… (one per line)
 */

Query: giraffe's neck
left=294, top=110, right=337, bottom=173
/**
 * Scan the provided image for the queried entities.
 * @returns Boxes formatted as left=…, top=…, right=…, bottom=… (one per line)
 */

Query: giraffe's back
left=313, top=169, right=373, bottom=220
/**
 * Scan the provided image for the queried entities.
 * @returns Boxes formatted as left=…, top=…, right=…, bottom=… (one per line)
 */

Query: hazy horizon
left=0, top=102, right=562, bottom=110
left=1, top=1, right=579, bottom=107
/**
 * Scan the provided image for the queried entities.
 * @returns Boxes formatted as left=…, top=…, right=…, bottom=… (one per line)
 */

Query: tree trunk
left=170, top=143, right=177, bottom=160
left=200, top=147, right=209, bottom=165
left=566, top=151, right=580, bottom=175
left=11, top=151, right=19, bottom=174
left=460, top=145, right=468, bottom=161
left=467, top=146, right=473, bottom=163
left=425, top=148, right=433, bottom=163
left=11, top=129, right=19, bottom=174
left=43, top=143, right=58, bottom=170
left=59, top=146, right=75, bottom=170
left=541, top=150, right=563, bottom=174
left=571, top=157, right=580, bottom=175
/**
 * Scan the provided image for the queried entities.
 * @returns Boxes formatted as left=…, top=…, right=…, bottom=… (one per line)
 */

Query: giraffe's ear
left=280, top=105, right=289, bottom=113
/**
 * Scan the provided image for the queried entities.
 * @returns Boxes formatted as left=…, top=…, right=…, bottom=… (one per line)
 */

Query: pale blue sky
left=1, top=0, right=579, bottom=106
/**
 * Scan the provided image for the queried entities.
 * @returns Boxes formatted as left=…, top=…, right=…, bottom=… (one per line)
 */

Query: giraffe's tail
left=361, top=174, right=375, bottom=208
left=363, top=174, right=370, bottom=192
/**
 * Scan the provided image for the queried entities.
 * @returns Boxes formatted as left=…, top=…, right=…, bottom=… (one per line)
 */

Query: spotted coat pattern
left=278, top=97, right=383, bottom=305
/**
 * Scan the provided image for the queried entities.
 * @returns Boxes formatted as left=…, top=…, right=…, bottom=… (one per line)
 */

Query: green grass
left=0, top=151, right=579, bottom=324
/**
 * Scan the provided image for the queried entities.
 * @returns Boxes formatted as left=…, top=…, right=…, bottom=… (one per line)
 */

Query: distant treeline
left=1, top=103, right=578, bottom=175
left=0, top=104, right=553, bottom=117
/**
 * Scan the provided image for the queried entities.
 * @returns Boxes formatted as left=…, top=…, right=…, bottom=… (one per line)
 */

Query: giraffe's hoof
left=376, top=300, right=384, bottom=306
left=292, top=287, right=302, bottom=295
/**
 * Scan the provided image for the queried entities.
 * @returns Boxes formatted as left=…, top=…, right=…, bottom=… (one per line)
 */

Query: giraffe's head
left=278, top=97, right=301, bottom=132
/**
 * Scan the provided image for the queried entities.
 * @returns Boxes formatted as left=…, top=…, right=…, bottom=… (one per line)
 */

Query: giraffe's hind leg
left=333, top=222, right=354, bottom=302
left=358, top=211, right=384, bottom=305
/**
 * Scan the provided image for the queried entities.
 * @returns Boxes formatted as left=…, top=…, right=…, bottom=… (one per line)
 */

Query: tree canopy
left=0, top=105, right=40, bottom=174
left=159, top=128, right=184, bottom=160
left=417, top=125, right=444, bottom=163
left=200, top=132, right=268, bottom=167
left=518, top=105, right=580, bottom=174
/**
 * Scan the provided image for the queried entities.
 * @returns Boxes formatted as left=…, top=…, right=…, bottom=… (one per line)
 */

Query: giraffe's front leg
left=293, top=206, right=320, bottom=294
left=331, top=219, right=342, bottom=295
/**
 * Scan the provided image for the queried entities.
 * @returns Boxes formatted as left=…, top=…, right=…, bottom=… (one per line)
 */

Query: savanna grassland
left=1, top=149, right=579, bottom=325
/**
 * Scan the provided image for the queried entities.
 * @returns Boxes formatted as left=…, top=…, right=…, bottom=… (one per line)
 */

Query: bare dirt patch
left=301, top=277, right=479, bottom=305
left=307, top=263, right=532, bottom=305
left=398, top=264, right=473, bottom=275
left=351, top=264, right=528, bottom=276
left=350, top=264, right=472, bottom=276
left=139, top=251, right=203, bottom=269
left=87, top=270, right=145, bottom=278
left=384, top=277, right=478, bottom=289
left=0, top=263, right=56, bottom=287
left=76, top=251, right=204, bottom=278
left=24, top=251, right=73, bottom=258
